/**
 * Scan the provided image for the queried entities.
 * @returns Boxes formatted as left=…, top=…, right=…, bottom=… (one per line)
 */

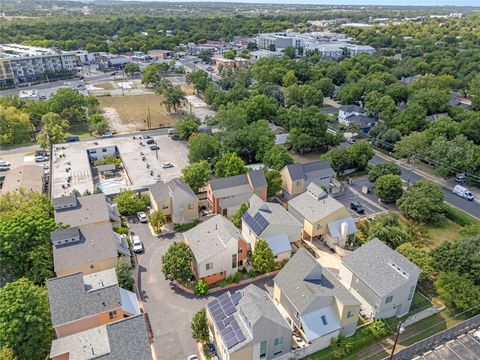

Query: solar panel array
left=242, top=212, right=269, bottom=236
left=206, top=291, right=246, bottom=349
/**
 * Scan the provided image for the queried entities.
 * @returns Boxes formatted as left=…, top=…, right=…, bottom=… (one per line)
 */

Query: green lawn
left=423, top=219, right=462, bottom=250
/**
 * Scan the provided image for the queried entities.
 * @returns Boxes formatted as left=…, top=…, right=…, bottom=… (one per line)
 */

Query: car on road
left=162, top=162, right=174, bottom=168
left=65, top=135, right=80, bottom=142
left=350, top=201, right=365, bottom=214
left=100, top=132, right=113, bottom=138
left=137, top=212, right=148, bottom=223
left=35, top=155, right=49, bottom=162
left=0, top=160, right=11, bottom=167
left=453, top=185, right=474, bottom=201
left=131, top=235, right=144, bottom=253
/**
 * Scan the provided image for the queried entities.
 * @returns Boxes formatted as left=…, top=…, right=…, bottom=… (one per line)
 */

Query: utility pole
left=388, top=322, right=404, bottom=360
left=147, top=106, right=151, bottom=129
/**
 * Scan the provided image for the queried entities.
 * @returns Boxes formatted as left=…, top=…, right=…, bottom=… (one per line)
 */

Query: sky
left=159, top=0, right=479, bottom=6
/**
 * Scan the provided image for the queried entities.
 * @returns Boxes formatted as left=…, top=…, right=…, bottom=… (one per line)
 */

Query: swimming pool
left=97, top=181, right=122, bottom=192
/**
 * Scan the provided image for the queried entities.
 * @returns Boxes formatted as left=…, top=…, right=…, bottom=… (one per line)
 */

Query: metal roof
left=300, top=306, right=341, bottom=342
left=327, top=217, right=357, bottom=239
left=266, top=234, right=292, bottom=255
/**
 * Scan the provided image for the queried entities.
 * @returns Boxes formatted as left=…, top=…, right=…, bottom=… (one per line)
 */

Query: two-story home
left=206, top=284, right=292, bottom=360
left=51, top=223, right=130, bottom=277
left=50, top=314, right=153, bottom=359
left=207, top=170, right=267, bottom=216
left=280, top=160, right=338, bottom=199
left=183, top=215, right=249, bottom=285
left=288, top=183, right=357, bottom=247
left=242, top=194, right=302, bottom=261
left=149, top=179, right=199, bottom=224
left=338, top=104, right=376, bottom=133
left=47, top=268, right=141, bottom=338
left=273, top=249, right=360, bottom=353
left=339, top=238, right=420, bottom=319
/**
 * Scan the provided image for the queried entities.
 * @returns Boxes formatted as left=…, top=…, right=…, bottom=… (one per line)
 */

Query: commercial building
left=0, top=44, right=76, bottom=85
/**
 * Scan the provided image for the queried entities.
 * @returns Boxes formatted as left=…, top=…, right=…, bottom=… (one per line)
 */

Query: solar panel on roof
left=223, top=304, right=236, bottom=316
left=253, top=213, right=269, bottom=231
left=235, top=329, right=246, bottom=343
left=225, top=337, right=238, bottom=349
left=230, top=320, right=240, bottom=331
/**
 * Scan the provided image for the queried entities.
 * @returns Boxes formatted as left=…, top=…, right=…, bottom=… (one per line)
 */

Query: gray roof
left=265, top=234, right=292, bottom=255
left=274, top=248, right=359, bottom=314
left=50, top=227, right=80, bottom=243
left=247, top=170, right=267, bottom=188
left=54, top=193, right=111, bottom=227
left=288, top=183, right=347, bottom=223
left=341, top=238, right=421, bottom=297
left=149, top=178, right=196, bottom=203
left=184, top=215, right=242, bottom=263
left=283, top=160, right=335, bottom=181
left=209, top=171, right=266, bottom=193
left=347, top=114, right=376, bottom=126
left=50, top=315, right=152, bottom=359
left=339, top=104, right=365, bottom=113
left=52, top=195, right=77, bottom=209
left=53, top=223, right=128, bottom=274
left=47, top=272, right=122, bottom=327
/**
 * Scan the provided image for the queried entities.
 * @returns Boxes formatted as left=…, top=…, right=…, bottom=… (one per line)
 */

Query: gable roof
left=247, top=170, right=267, bottom=188
left=209, top=171, right=267, bottom=195
left=50, top=315, right=152, bottom=359
left=341, top=238, right=421, bottom=297
left=283, top=160, right=335, bottom=181
left=339, top=104, right=365, bottom=113
left=274, top=248, right=359, bottom=315
left=149, top=178, right=196, bottom=203
left=346, top=114, right=376, bottom=127
left=54, top=193, right=112, bottom=227
left=265, top=234, right=292, bottom=255
left=184, top=215, right=242, bottom=263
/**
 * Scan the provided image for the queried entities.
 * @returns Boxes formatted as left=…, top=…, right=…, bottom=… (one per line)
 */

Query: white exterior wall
left=196, top=237, right=238, bottom=279
left=261, top=224, right=302, bottom=244
left=87, top=146, right=116, bottom=161
left=338, top=109, right=362, bottom=125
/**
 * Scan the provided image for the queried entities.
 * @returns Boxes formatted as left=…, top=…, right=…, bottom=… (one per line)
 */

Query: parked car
left=149, top=144, right=159, bottom=150
left=35, top=155, right=49, bottom=162
left=137, top=212, right=148, bottom=223
left=131, top=235, right=144, bottom=253
left=100, top=132, right=113, bottom=138
left=0, top=160, right=11, bottom=167
left=167, top=128, right=175, bottom=135
left=474, top=329, right=480, bottom=341
left=455, top=174, right=466, bottom=183
left=350, top=201, right=365, bottom=214
left=171, top=135, right=180, bottom=141
left=452, top=185, right=474, bottom=201
left=162, top=162, right=174, bottom=169
left=65, top=135, right=80, bottom=142
left=146, top=139, right=155, bottom=145
left=347, top=137, right=357, bottom=144
left=0, top=164, right=10, bottom=171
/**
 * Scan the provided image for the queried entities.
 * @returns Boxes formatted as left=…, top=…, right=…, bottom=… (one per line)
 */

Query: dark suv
left=350, top=201, right=365, bottom=214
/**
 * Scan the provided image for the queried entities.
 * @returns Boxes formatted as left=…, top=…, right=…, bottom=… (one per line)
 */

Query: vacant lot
left=98, top=93, right=180, bottom=130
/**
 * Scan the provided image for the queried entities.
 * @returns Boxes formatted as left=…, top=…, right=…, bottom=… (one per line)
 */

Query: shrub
left=113, top=226, right=129, bottom=235
left=116, top=258, right=134, bottom=291
left=114, top=190, right=150, bottom=215
left=191, top=308, right=209, bottom=343
left=194, top=279, right=209, bottom=296
left=331, top=336, right=353, bottom=359
left=174, top=219, right=201, bottom=232
left=94, top=155, right=121, bottom=167
left=368, top=320, right=389, bottom=338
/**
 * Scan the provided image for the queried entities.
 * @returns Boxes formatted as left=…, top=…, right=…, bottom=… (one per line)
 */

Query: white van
left=452, top=185, right=474, bottom=201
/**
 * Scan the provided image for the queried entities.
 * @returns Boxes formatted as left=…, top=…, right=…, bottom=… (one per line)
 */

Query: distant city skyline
left=159, top=0, right=479, bottom=6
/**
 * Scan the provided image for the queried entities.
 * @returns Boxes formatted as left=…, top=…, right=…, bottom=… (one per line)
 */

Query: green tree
left=186, top=70, right=210, bottom=94
left=435, top=272, right=480, bottom=315
left=48, top=88, right=86, bottom=115
left=188, top=134, right=221, bottom=163
left=410, top=89, right=449, bottom=115
left=194, top=279, right=209, bottom=296
left=286, top=106, right=329, bottom=153
left=0, top=191, right=57, bottom=285
left=156, top=81, right=187, bottom=113
left=262, top=145, right=293, bottom=170
left=265, top=169, right=282, bottom=197
left=36, top=112, right=69, bottom=149
left=252, top=239, right=275, bottom=274
left=215, top=152, right=247, bottom=178
left=396, top=243, right=434, bottom=281
left=181, top=160, right=211, bottom=193
left=367, top=212, right=410, bottom=249
left=0, top=278, right=53, bottom=360
left=375, top=174, right=403, bottom=203
left=115, top=258, right=134, bottom=291
left=148, top=210, right=165, bottom=233
left=223, top=50, right=235, bottom=60
left=176, top=116, right=199, bottom=140
left=162, top=242, right=193, bottom=283
left=0, top=106, right=32, bottom=146
left=113, top=190, right=150, bottom=215
left=394, top=132, right=429, bottom=159
left=94, top=155, right=121, bottom=166
left=331, top=336, right=354, bottom=359
left=348, top=140, right=374, bottom=170
left=282, top=70, right=297, bottom=87
left=283, top=46, right=296, bottom=59
left=397, top=180, right=445, bottom=223
left=313, top=78, right=335, bottom=98
left=88, top=113, right=109, bottom=135
left=231, top=203, right=249, bottom=229
left=0, top=347, right=17, bottom=360
left=124, top=62, right=140, bottom=77
left=141, top=63, right=162, bottom=88
left=191, top=308, right=209, bottom=343
left=368, top=162, right=402, bottom=183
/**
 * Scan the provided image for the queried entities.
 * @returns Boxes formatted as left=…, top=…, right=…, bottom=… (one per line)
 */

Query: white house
left=339, top=239, right=421, bottom=319
left=338, top=105, right=376, bottom=133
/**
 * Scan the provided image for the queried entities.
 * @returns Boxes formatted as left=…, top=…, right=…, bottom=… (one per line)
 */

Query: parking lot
left=334, top=187, right=384, bottom=218
left=150, top=135, right=189, bottom=182
left=417, top=330, right=480, bottom=360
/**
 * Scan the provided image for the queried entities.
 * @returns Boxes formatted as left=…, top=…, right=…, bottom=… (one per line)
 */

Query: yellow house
left=273, top=249, right=360, bottom=352
left=287, top=183, right=356, bottom=246
left=47, top=269, right=142, bottom=338
left=149, top=179, right=199, bottom=224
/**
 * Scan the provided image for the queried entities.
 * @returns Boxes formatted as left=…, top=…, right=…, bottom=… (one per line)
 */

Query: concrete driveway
left=334, top=187, right=384, bottom=218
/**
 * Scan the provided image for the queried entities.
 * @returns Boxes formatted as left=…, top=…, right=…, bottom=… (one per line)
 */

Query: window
left=274, top=351, right=283, bottom=356
left=109, top=310, right=117, bottom=319
left=238, top=247, right=243, bottom=254
left=232, top=254, right=237, bottom=269
left=102, top=148, right=107, bottom=153
left=316, top=224, right=322, bottom=230
left=238, top=260, right=243, bottom=267
left=206, top=262, right=213, bottom=270
left=162, top=204, right=169, bottom=209
left=260, top=341, right=267, bottom=358
left=296, top=180, right=302, bottom=186
left=321, top=315, right=328, bottom=325
left=274, top=337, right=283, bottom=346
left=408, top=286, right=415, bottom=301
left=386, top=296, right=393, bottom=304
left=187, top=204, right=194, bottom=210
left=347, top=310, right=354, bottom=318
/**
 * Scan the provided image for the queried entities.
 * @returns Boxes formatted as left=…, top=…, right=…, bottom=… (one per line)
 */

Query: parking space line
left=456, top=337, right=480, bottom=360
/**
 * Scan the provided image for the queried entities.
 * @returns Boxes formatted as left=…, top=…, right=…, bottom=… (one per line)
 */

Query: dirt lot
left=98, top=93, right=181, bottom=131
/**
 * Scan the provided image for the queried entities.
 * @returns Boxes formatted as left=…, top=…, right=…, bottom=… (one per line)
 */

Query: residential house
left=280, top=160, right=338, bottom=199
left=344, top=44, right=375, bottom=56
left=183, top=215, right=249, bottom=285
left=47, top=269, right=141, bottom=338
left=399, top=75, right=420, bottom=85
left=273, top=249, right=360, bottom=353
left=53, top=194, right=121, bottom=229
left=0, top=164, right=45, bottom=194
left=206, top=285, right=291, bottom=360
left=242, top=195, right=302, bottom=261
left=149, top=179, right=199, bottom=224
left=339, top=239, right=420, bottom=319
left=426, top=113, right=449, bottom=122
left=338, top=104, right=376, bottom=133
left=207, top=170, right=267, bottom=216
left=51, top=222, right=130, bottom=276
left=288, top=183, right=356, bottom=247
left=50, top=314, right=152, bottom=359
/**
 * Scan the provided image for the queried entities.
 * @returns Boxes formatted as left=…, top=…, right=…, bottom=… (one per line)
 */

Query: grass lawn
left=423, top=219, right=462, bottom=250
left=65, top=122, right=92, bottom=140
left=97, top=93, right=179, bottom=129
